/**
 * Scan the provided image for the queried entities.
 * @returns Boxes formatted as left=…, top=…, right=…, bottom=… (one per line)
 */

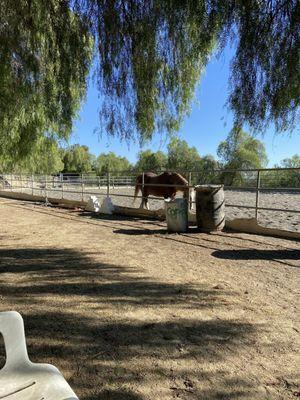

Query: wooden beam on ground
left=0, top=190, right=85, bottom=208
left=226, top=218, right=300, bottom=240
left=113, top=205, right=165, bottom=220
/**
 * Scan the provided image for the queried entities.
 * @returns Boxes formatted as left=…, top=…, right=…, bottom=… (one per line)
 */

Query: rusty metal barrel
left=195, top=185, right=225, bottom=232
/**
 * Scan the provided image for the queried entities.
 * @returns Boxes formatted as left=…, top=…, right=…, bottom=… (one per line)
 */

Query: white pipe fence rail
left=0, top=168, right=300, bottom=222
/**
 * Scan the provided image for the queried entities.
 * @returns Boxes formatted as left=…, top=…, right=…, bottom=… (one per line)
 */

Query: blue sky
left=71, top=48, right=299, bottom=167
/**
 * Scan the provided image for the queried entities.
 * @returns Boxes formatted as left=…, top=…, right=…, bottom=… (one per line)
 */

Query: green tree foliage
left=0, top=137, right=64, bottom=174
left=217, top=125, right=268, bottom=185
left=62, top=144, right=94, bottom=173
left=85, top=1, right=218, bottom=143
left=1, top=1, right=299, bottom=158
left=94, top=152, right=131, bottom=176
left=278, top=155, right=300, bottom=187
left=280, top=154, right=300, bottom=169
left=21, top=138, right=64, bottom=174
left=135, top=150, right=167, bottom=172
left=227, top=1, right=300, bottom=133
left=134, top=144, right=221, bottom=186
left=0, top=1, right=92, bottom=161
left=262, top=154, right=300, bottom=188
left=89, top=154, right=97, bottom=172
left=195, top=155, right=220, bottom=184
left=167, top=137, right=201, bottom=172
left=83, top=0, right=300, bottom=141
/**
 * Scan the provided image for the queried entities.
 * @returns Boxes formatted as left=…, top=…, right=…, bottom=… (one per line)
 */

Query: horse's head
left=171, top=172, right=188, bottom=185
left=171, top=172, right=189, bottom=197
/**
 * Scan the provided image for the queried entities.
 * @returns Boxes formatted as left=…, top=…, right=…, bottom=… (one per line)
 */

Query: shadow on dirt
left=0, top=248, right=229, bottom=307
left=113, top=228, right=166, bottom=235
left=212, top=248, right=300, bottom=267
left=84, top=391, right=144, bottom=400
left=0, top=247, right=257, bottom=399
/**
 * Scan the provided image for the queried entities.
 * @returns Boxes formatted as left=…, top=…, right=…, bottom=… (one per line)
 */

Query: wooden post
left=31, top=175, right=34, bottom=195
left=81, top=173, right=84, bottom=202
left=45, top=174, right=48, bottom=200
left=142, top=172, right=145, bottom=208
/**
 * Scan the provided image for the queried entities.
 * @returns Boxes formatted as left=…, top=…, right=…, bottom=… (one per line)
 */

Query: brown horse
left=133, top=171, right=189, bottom=209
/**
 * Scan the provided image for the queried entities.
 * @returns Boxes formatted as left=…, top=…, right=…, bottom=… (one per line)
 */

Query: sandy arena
left=0, top=197, right=299, bottom=399
left=14, top=185, right=300, bottom=232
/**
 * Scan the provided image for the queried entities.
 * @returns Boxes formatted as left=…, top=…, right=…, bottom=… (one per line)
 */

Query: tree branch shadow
left=212, top=249, right=300, bottom=268
left=0, top=247, right=259, bottom=399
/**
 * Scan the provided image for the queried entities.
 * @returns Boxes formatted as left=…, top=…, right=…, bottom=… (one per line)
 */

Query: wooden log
left=226, top=218, right=300, bottom=240
left=113, top=205, right=165, bottom=220
left=0, top=190, right=86, bottom=208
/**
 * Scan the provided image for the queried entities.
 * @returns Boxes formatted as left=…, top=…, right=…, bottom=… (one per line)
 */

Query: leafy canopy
left=0, top=137, right=64, bottom=174
left=217, top=125, right=268, bottom=185
left=62, top=144, right=94, bottom=173
left=217, top=125, right=268, bottom=170
left=1, top=0, right=299, bottom=160
left=259, top=154, right=300, bottom=188
left=0, top=0, right=92, bottom=160
left=167, top=137, right=201, bottom=172
left=95, top=152, right=132, bottom=175
left=135, top=150, right=167, bottom=172
left=280, top=154, right=300, bottom=169
left=18, top=137, right=64, bottom=174
left=78, top=0, right=300, bottom=140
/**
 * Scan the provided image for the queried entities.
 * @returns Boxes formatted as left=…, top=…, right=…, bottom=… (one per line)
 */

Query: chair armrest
left=0, top=311, right=30, bottom=369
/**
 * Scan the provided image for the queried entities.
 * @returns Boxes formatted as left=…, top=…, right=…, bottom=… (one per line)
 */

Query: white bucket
left=85, top=195, right=100, bottom=212
left=165, top=198, right=188, bottom=233
left=99, top=197, right=114, bottom=214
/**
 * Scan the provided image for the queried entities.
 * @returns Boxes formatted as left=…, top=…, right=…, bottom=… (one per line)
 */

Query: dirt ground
left=0, top=197, right=299, bottom=400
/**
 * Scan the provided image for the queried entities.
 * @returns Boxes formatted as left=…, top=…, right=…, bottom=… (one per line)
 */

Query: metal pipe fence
left=0, top=168, right=299, bottom=221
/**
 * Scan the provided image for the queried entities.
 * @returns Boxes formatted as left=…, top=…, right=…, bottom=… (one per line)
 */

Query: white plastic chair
left=0, top=311, right=78, bottom=400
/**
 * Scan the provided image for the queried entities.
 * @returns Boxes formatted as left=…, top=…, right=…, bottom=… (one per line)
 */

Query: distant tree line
left=0, top=127, right=299, bottom=188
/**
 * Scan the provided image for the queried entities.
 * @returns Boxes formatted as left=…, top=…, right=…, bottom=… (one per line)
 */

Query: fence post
left=142, top=172, right=145, bottom=207
left=20, top=173, right=22, bottom=193
left=45, top=174, right=48, bottom=201
left=255, top=170, right=261, bottom=220
left=61, top=177, right=64, bottom=199
left=31, top=174, right=34, bottom=196
left=98, top=176, right=100, bottom=189
left=81, top=173, right=84, bottom=202
left=10, top=173, right=13, bottom=191
left=188, top=171, right=192, bottom=210
left=107, top=170, right=110, bottom=197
